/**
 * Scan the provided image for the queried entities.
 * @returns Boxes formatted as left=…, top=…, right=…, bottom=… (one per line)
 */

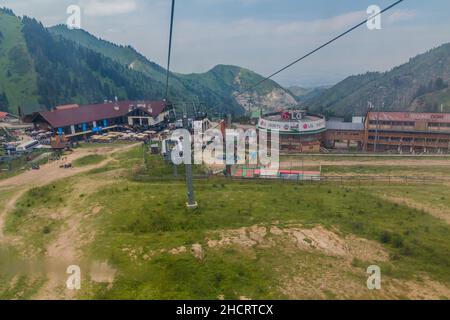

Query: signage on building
left=258, top=117, right=326, bottom=133
left=281, top=110, right=304, bottom=121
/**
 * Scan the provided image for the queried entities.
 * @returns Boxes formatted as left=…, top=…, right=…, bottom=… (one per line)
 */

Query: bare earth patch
left=90, top=261, right=116, bottom=288
left=206, top=224, right=389, bottom=262
left=35, top=179, right=117, bottom=300
left=386, top=277, right=450, bottom=300
left=191, top=244, right=204, bottom=261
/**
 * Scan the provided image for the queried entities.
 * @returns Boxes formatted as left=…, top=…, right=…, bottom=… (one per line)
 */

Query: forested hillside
left=305, top=43, right=450, bottom=117
left=0, top=8, right=296, bottom=116
left=50, top=25, right=297, bottom=115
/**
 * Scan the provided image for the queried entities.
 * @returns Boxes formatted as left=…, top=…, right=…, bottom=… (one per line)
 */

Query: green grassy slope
left=0, top=9, right=40, bottom=114
left=3, top=147, right=450, bottom=299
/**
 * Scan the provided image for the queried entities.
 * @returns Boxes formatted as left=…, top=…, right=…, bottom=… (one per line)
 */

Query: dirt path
left=0, top=143, right=140, bottom=245
left=0, top=143, right=140, bottom=300
left=0, top=144, right=139, bottom=190
left=281, top=159, right=450, bottom=167
left=36, top=182, right=110, bottom=300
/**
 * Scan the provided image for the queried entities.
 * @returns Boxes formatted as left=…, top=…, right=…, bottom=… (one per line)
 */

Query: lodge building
left=26, top=100, right=172, bottom=140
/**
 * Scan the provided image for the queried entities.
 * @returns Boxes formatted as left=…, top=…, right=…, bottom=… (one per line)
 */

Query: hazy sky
left=1, top=0, right=449, bottom=87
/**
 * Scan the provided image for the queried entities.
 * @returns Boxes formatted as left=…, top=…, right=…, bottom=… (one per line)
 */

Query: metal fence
left=133, top=174, right=448, bottom=185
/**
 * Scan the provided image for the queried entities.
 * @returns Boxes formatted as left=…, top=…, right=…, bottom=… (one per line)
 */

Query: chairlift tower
left=183, top=111, right=198, bottom=209
left=164, top=0, right=197, bottom=208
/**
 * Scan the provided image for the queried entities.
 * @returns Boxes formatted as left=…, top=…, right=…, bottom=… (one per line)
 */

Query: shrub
left=42, top=226, right=51, bottom=234
left=392, top=234, right=404, bottom=248
left=379, top=231, right=392, bottom=244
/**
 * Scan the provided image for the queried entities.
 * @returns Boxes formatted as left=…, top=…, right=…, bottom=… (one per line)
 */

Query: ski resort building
left=363, top=111, right=450, bottom=153
left=258, top=110, right=450, bottom=154
left=0, top=112, right=18, bottom=123
left=257, top=110, right=327, bottom=153
left=26, top=100, right=172, bottom=140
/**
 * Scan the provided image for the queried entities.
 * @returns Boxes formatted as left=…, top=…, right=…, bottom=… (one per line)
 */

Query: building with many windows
left=258, top=110, right=450, bottom=154
left=363, top=112, right=450, bottom=153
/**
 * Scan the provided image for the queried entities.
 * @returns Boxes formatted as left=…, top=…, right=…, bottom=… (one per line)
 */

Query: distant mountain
left=288, top=85, right=331, bottom=103
left=304, top=43, right=450, bottom=118
left=50, top=25, right=297, bottom=116
left=288, top=86, right=313, bottom=97
left=0, top=8, right=296, bottom=116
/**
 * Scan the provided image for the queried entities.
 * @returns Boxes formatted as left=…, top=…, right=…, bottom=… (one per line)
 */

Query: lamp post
left=374, top=86, right=386, bottom=153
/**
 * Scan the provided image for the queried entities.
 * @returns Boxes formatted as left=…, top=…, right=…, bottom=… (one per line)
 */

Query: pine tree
left=0, top=91, right=9, bottom=112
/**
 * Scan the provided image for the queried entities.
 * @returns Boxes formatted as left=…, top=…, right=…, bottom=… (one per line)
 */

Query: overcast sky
left=1, top=0, right=449, bottom=87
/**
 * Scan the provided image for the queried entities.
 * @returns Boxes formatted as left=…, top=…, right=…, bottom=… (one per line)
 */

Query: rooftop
left=326, top=121, right=364, bottom=131
left=367, top=111, right=450, bottom=123
left=30, top=100, right=170, bottom=128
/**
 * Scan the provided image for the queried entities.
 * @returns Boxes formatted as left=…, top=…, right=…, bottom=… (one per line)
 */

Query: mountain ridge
left=0, top=9, right=297, bottom=115
left=304, top=43, right=450, bottom=117
left=50, top=25, right=298, bottom=115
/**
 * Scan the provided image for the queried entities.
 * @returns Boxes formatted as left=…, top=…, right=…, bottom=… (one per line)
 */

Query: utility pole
left=374, top=86, right=385, bottom=153
left=374, top=105, right=380, bottom=153
left=7, top=150, right=12, bottom=172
